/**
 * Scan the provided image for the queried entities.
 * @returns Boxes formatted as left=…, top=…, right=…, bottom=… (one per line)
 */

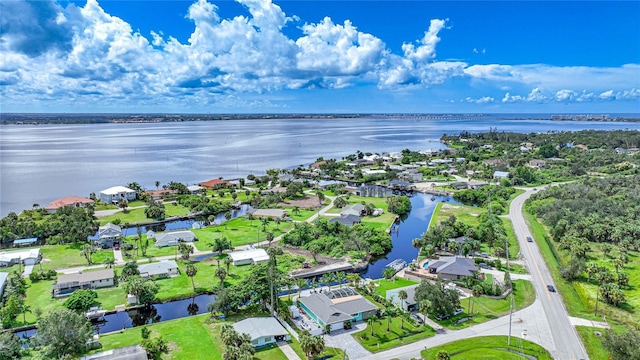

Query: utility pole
left=507, top=230, right=513, bottom=346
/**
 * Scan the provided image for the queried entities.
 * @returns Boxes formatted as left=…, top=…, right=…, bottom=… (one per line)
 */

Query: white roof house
left=0, top=248, right=41, bottom=267
left=493, top=171, right=510, bottom=180
left=149, top=230, right=196, bottom=247
left=233, top=317, right=290, bottom=348
left=99, top=186, right=136, bottom=204
left=138, top=260, right=179, bottom=278
left=229, top=248, right=270, bottom=266
left=0, top=272, right=8, bottom=299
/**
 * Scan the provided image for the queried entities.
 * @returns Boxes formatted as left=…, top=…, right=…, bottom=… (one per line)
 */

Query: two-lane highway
left=509, top=188, right=589, bottom=360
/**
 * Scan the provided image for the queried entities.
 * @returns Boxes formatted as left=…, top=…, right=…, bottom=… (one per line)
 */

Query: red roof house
left=46, top=196, right=94, bottom=213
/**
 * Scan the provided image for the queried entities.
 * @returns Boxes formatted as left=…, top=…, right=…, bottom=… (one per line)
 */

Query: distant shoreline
left=1, top=113, right=639, bottom=125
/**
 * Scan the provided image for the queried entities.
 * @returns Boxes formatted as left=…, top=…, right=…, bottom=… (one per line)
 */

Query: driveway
left=323, top=322, right=371, bottom=360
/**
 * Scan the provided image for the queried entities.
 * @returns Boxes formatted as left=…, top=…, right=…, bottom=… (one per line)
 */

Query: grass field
left=441, top=280, right=535, bottom=330
left=575, top=326, right=612, bottom=360
left=192, top=217, right=293, bottom=248
left=420, top=335, right=552, bottom=360
left=354, top=315, right=436, bottom=352
left=435, top=202, right=486, bottom=227
left=373, top=278, right=419, bottom=297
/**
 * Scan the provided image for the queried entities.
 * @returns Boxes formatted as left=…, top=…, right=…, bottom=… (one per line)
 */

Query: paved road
left=509, top=187, right=588, bottom=360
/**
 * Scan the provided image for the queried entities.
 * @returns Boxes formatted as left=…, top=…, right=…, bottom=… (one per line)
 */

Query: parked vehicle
left=479, top=262, right=491, bottom=269
left=453, top=308, right=464, bottom=316
left=411, top=313, right=424, bottom=324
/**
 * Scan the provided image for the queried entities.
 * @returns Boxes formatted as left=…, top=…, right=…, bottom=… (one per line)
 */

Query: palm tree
left=186, top=263, right=198, bottom=290
left=367, top=315, right=377, bottom=336
left=346, top=273, right=361, bottom=288
left=260, top=218, right=269, bottom=232
left=295, top=278, right=307, bottom=297
left=471, top=285, right=483, bottom=314
left=419, top=299, right=431, bottom=324
left=385, top=302, right=395, bottom=331
left=382, top=267, right=396, bottom=281
left=155, top=181, right=160, bottom=190
left=224, top=256, right=232, bottom=274
left=18, top=303, right=31, bottom=325
left=335, top=271, right=347, bottom=289
left=266, top=232, right=274, bottom=247
left=317, top=191, right=325, bottom=209
left=398, top=290, right=408, bottom=312
left=274, top=217, right=281, bottom=229
left=320, top=273, right=333, bottom=292
left=80, top=243, right=95, bottom=265
left=246, top=213, right=254, bottom=226
left=224, top=211, right=232, bottom=229
left=215, top=266, right=227, bottom=289
left=292, top=206, right=301, bottom=216
left=436, top=350, right=451, bottom=360
left=103, top=258, right=115, bottom=268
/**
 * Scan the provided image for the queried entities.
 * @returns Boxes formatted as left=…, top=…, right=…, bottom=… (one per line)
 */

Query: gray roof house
left=97, top=223, right=122, bottom=247
left=250, top=209, right=288, bottom=219
left=53, top=269, right=115, bottom=297
left=328, top=214, right=361, bottom=227
left=149, top=230, right=196, bottom=247
left=341, top=204, right=366, bottom=217
left=233, top=317, right=291, bottom=348
left=427, top=256, right=478, bottom=281
left=0, top=272, right=8, bottom=300
left=138, top=260, right=179, bottom=278
left=387, top=284, right=418, bottom=311
left=298, top=287, right=378, bottom=332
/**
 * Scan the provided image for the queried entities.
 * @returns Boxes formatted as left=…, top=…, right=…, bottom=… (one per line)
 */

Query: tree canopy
left=31, top=308, right=93, bottom=359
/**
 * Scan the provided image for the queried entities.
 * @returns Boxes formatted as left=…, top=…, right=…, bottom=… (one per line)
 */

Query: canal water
left=359, top=193, right=456, bottom=279
left=90, top=204, right=252, bottom=239
left=15, top=293, right=217, bottom=341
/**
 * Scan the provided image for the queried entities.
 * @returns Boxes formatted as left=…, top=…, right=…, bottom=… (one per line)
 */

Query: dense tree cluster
left=63, top=289, right=98, bottom=312
left=0, top=205, right=98, bottom=244
left=453, top=185, right=515, bottom=214
left=386, top=195, right=412, bottom=215
left=282, top=219, right=392, bottom=258
left=603, top=330, right=640, bottom=360
left=527, top=175, right=640, bottom=307
left=31, top=308, right=93, bottom=359
left=414, top=280, right=461, bottom=318
left=219, top=324, right=255, bottom=360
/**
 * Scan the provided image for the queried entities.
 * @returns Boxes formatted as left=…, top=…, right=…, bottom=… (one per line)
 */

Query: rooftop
left=229, top=248, right=269, bottom=262
left=46, top=196, right=94, bottom=210
left=138, top=260, right=179, bottom=277
left=100, top=186, right=136, bottom=195
left=232, top=317, right=288, bottom=341
left=56, top=269, right=114, bottom=286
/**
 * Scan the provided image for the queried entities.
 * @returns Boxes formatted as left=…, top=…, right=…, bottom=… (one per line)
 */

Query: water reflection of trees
left=128, top=307, right=161, bottom=327
left=187, top=299, right=199, bottom=316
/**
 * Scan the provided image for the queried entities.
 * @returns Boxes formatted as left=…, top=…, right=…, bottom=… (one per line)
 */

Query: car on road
left=479, top=262, right=491, bottom=269
left=476, top=252, right=490, bottom=258
left=526, top=236, right=533, bottom=242
left=547, top=285, right=556, bottom=292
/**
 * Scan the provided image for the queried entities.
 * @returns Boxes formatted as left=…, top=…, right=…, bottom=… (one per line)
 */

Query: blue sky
left=1, top=0, right=639, bottom=113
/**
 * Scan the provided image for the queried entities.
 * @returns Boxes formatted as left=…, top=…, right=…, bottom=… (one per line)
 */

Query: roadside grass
left=575, top=326, right=611, bottom=360
left=192, top=218, right=293, bottom=248
left=502, top=217, right=520, bottom=260
left=254, top=344, right=288, bottom=360
left=353, top=315, right=436, bottom=352
left=524, top=211, right=602, bottom=320
left=434, top=202, right=486, bottom=227
left=420, top=335, right=552, bottom=360
left=374, top=278, right=419, bottom=297
left=525, top=210, right=640, bottom=328
left=287, top=209, right=317, bottom=221
left=443, top=280, right=535, bottom=330
left=428, top=202, right=443, bottom=228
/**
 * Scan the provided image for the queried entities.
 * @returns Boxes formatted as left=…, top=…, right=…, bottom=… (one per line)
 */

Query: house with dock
left=53, top=269, right=115, bottom=297
left=96, top=223, right=122, bottom=248
left=148, top=230, right=196, bottom=247
left=138, top=260, right=179, bottom=279
left=427, top=256, right=479, bottom=281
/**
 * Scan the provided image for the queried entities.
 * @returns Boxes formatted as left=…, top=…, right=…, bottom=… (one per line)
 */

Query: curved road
left=361, top=188, right=588, bottom=360
left=510, top=187, right=588, bottom=360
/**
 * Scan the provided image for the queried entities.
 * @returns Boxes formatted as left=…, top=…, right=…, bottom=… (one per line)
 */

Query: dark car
left=479, top=262, right=491, bottom=269
left=526, top=236, right=533, bottom=243
left=547, top=285, right=556, bottom=292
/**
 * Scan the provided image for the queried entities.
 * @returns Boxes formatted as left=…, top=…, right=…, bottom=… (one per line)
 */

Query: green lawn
left=374, top=278, right=420, bottom=297
left=420, top=335, right=552, bottom=360
left=575, top=326, right=611, bottom=360
left=39, top=243, right=89, bottom=270
left=353, top=315, right=436, bottom=352
left=434, top=202, right=486, bottom=227
left=192, top=218, right=293, bottom=248
left=97, top=202, right=191, bottom=225
left=442, top=280, right=535, bottom=329
left=502, top=217, right=520, bottom=260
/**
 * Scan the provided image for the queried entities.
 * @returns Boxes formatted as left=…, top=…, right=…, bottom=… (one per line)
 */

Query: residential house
left=328, top=214, right=361, bottom=227
left=427, top=256, right=478, bottom=281
left=451, top=182, right=469, bottom=191
left=341, top=204, right=366, bottom=217
left=99, top=186, right=136, bottom=204
left=138, top=260, right=179, bottom=279
left=186, top=185, right=204, bottom=194
left=53, top=269, right=115, bottom=297
left=298, top=287, right=378, bottom=332
left=149, top=230, right=196, bottom=247
left=528, top=159, right=546, bottom=169
left=493, top=171, right=509, bottom=180
left=386, top=285, right=418, bottom=311
left=45, top=196, right=94, bottom=213
left=0, top=248, right=41, bottom=267
left=80, top=345, right=148, bottom=360
left=362, top=169, right=386, bottom=176
left=228, top=248, right=270, bottom=266
left=96, top=223, right=122, bottom=248
left=13, top=237, right=38, bottom=247
left=483, top=159, right=508, bottom=167
left=468, top=180, right=489, bottom=189
left=233, top=317, right=291, bottom=348
left=0, top=272, right=8, bottom=300
left=200, top=178, right=231, bottom=189
left=357, top=184, right=393, bottom=198
left=250, top=209, right=288, bottom=219
left=143, top=189, right=175, bottom=201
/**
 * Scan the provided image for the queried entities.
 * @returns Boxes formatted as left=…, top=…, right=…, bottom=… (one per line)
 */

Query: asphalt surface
left=509, top=187, right=588, bottom=360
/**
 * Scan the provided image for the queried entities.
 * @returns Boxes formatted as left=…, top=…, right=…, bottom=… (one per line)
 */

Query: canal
left=360, top=193, right=456, bottom=279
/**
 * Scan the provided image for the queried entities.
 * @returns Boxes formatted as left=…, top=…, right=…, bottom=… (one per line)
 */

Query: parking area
left=323, top=322, right=371, bottom=359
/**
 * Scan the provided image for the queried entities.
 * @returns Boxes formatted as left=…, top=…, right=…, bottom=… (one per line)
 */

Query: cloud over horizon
left=0, top=0, right=638, bottom=112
